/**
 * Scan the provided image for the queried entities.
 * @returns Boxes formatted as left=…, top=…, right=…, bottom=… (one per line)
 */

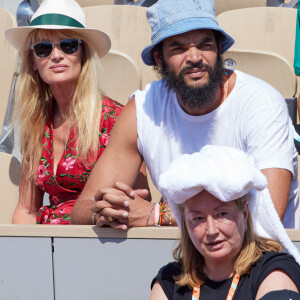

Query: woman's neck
left=50, top=82, right=76, bottom=117
left=204, top=259, right=235, bottom=282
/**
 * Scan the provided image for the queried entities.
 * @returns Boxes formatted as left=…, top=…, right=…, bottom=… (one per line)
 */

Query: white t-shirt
left=134, top=70, right=299, bottom=228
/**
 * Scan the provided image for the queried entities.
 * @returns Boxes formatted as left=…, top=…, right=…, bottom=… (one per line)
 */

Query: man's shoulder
left=234, top=70, right=282, bottom=94
left=232, top=70, right=285, bottom=106
left=134, top=79, right=173, bottom=111
left=134, top=79, right=166, bottom=97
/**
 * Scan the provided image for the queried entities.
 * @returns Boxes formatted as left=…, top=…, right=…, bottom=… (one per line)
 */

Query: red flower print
left=35, top=97, right=123, bottom=225
left=50, top=218, right=63, bottom=224
left=62, top=157, right=76, bottom=171
left=102, top=106, right=110, bottom=114
left=38, top=165, right=47, bottom=179
left=102, top=133, right=110, bottom=146
left=52, top=196, right=60, bottom=205
left=59, top=208, right=66, bottom=214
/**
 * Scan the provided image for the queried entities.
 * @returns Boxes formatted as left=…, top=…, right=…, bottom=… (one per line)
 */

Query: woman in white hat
left=150, top=145, right=300, bottom=300
left=5, top=0, right=130, bottom=224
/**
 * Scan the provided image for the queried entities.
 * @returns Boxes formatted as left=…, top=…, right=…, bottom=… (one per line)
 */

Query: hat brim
left=141, top=17, right=234, bottom=66
left=5, top=25, right=111, bottom=58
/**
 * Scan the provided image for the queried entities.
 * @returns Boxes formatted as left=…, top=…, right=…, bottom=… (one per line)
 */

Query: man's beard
left=156, top=55, right=224, bottom=111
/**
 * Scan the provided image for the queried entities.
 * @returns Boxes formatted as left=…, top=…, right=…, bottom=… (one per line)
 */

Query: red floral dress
left=35, top=97, right=123, bottom=224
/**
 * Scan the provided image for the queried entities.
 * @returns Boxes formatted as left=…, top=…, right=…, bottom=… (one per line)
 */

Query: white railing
left=0, top=226, right=299, bottom=300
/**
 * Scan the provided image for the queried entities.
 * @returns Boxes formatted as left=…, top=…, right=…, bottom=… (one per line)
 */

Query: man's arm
left=70, top=97, right=152, bottom=226
left=261, top=168, right=292, bottom=221
left=241, top=89, right=296, bottom=223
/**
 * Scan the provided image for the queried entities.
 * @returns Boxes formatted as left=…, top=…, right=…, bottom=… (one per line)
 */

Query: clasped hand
left=91, top=181, right=153, bottom=230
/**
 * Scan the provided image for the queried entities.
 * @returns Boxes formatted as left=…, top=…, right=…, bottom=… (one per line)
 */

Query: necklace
left=192, top=273, right=240, bottom=300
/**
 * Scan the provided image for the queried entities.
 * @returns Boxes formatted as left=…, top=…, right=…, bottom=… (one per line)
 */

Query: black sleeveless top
left=151, top=252, right=300, bottom=300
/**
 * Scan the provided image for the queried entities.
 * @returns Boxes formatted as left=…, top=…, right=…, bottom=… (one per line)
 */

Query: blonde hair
left=15, top=29, right=103, bottom=178
left=174, top=197, right=282, bottom=288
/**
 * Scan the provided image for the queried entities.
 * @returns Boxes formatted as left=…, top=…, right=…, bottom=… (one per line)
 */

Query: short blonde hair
left=174, top=197, right=282, bottom=288
left=15, top=29, right=103, bottom=178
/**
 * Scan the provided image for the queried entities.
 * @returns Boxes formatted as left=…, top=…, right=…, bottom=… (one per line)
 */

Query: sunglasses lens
left=32, top=39, right=82, bottom=58
left=60, top=39, right=80, bottom=55
left=34, top=42, right=53, bottom=58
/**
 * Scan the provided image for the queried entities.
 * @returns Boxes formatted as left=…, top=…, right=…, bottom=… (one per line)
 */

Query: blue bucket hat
left=141, top=0, right=235, bottom=66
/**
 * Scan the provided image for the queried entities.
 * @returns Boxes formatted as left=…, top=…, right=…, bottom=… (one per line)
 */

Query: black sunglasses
left=30, top=38, right=83, bottom=58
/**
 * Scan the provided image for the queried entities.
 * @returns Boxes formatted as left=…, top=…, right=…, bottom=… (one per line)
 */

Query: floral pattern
left=36, top=97, right=123, bottom=224
left=62, top=157, right=76, bottom=171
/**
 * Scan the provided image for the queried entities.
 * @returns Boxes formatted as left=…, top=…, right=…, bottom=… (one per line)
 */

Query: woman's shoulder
left=101, top=96, right=124, bottom=109
left=159, top=261, right=183, bottom=278
left=100, top=96, right=124, bottom=126
left=152, top=261, right=191, bottom=300
left=256, top=251, right=299, bottom=268
left=152, top=261, right=182, bottom=288
left=250, top=251, right=300, bottom=292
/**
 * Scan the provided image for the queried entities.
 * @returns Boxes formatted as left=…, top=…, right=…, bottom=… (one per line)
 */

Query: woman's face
left=184, top=190, right=248, bottom=266
left=32, top=32, right=83, bottom=90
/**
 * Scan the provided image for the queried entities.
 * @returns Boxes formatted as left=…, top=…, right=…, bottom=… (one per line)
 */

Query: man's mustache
left=180, top=62, right=212, bottom=75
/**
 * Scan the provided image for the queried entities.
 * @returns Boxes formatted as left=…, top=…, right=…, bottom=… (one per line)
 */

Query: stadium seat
left=217, top=7, right=299, bottom=95
left=76, top=0, right=115, bottom=6
left=214, top=0, right=267, bottom=16
left=0, top=8, right=18, bottom=153
left=83, top=5, right=158, bottom=89
left=0, top=152, right=20, bottom=224
left=223, top=49, right=297, bottom=98
left=100, top=49, right=142, bottom=105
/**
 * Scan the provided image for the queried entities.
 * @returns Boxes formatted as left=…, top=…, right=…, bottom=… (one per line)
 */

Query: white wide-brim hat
left=159, top=145, right=300, bottom=265
left=5, top=0, right=111, bottom=58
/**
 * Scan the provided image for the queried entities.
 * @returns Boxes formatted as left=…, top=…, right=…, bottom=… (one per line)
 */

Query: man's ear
left=152, top=48, right=164, bottom=67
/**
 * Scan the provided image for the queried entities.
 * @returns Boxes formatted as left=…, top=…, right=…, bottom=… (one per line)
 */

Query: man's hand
left=91, top=181, right=153, bottom=230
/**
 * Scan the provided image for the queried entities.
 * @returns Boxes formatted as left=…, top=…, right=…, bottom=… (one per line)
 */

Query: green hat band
left=30, top=13, right=84, bottom=28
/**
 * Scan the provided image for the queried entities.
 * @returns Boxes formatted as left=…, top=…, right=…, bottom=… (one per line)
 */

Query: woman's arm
left=255, top=269, right=299, bottom=300
left=149, top=281, right=168, bottom=300
left=12, top=164, right=44, bottom=224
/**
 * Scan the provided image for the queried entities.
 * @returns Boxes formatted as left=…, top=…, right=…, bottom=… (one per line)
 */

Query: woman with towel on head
left=150, top=145, right=300, bottom=300
left=5, top=0, right=147, bottom=224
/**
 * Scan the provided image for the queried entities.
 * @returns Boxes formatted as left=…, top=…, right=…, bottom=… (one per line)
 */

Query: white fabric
left=158, top=145, right=300, bottom=264
left=4, top=0, right=111, bottom=57
left=159, top=146, right=267, bottom=207
left=31, top=0, right=86, bottom=26
left=134, top=70, right=299, bottom=228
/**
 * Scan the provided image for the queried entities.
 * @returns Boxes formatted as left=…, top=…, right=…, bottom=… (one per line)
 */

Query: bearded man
left=71, top=0, right=299, bottom=229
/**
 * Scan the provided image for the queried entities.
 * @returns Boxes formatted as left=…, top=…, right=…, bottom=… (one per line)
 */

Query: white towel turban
left=159, top=145, right=300, bottom=264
